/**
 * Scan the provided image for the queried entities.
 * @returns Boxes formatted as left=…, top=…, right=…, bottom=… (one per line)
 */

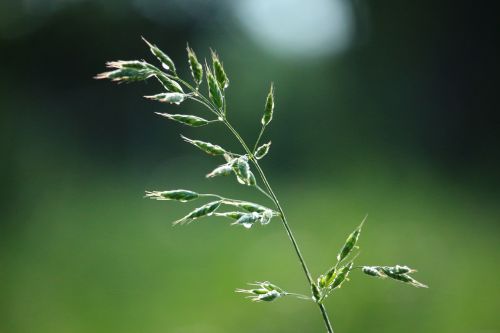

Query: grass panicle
left=97, top=38, right=427, bottom=333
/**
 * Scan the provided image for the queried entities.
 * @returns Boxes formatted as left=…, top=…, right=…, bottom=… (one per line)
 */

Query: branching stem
left=223, top=120, right=335, bottom=333
left=173, top=73, right=335, bottom=333
left=99, top=45, right=426, bottom=333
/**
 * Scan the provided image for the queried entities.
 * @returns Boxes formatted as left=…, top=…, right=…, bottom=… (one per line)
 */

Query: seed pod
left=186, top=44, right=203, bottom=86
left=232, top=212, right=261, bottom=229
left=214, top=211, right=247, bottom=220
left=222, top=200, right=270, bottom=213
left=144, top=189, right=199, bottom=202
left=311, top=283, right=322, bottom=302
left=155, top=113, right=210, bottom=127
left=206, top=65, right=224, bottom=109
left=337, top=216, right=366, bottom=263
left=329, top=262, right=353, bottom=290
left=181, top=135, right=227, bottom=156
left=362, top=266, right=386, bottom=278
left=142, top=37, right=176, bottom=73
left=206, top=164, right=233, bottom=178
left=261, top=83, right=274, bottom=126
left=232, top=156, right=252, bottom=185
left=211, top=50, right=229, bottom=90
left=254, top=141, right=271, bottom=159
left=155, top=73, right=184, bottom=93
left=174, top=200, right=221, bottom=225
left=145, top=93, right=186, bottom=105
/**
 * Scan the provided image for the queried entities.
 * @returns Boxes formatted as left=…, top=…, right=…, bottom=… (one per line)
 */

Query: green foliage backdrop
left=1, top=1, right=499, bottom=332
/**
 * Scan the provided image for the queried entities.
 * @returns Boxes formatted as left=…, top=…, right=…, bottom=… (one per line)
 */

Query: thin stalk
left=255, top=184, right=274, bottom=201
left=199, top=193, right=275, bottom=209
left=187, top=96, right=218, bottom=115
left=253, top=125, right=266, bottom=153
left=284, top=292, right=313, bottom=301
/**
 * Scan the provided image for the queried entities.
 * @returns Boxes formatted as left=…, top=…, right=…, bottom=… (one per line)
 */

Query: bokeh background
left=1, top=1, right=499, bottom=332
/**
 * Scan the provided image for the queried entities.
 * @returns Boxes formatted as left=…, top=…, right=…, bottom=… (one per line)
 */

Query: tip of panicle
left=141, top=36, right=153, bottom=47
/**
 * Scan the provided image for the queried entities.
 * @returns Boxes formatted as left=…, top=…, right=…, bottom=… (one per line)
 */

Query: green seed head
left=142, top=37, right=176, bottom=73
left=323, top=267, right=337, bottom=287
left=155, top=73, right=184, bottom=93
left=211, top=49, right=229, bottom=90
left=362, top=266, right=386, bottom=278
left=261, top=83, right=274, bottom=126
left=329, top=262, right=353, bottom=290
left=206, top=164, right=233, bottom=178
left=257, top=290, right=281, bottom=302
left=317, top=275, right=327, bottom=288
left=155, top=113, right=210, bottom=127
left=181, top=135, right=227, bottom=156
left=95, top=66, right=155, bottom=83
left=232, top=212, right=261, bottom=229
left=232, top=156, right=255, bottom=186
left=186, top=44, right=203, bottom=86
left=144, top=189, right=199, bottom=202
left=222, top=200, right=270, bottom=213
left=379, top=266, right=428, bottom=288
left=236, top=282, right=285, bottom=302
left=337, top=216, right=366, bottom=263
left=145, top=93, right=186, bottom=105
left=174, top=200, right=221, bottom=225
left=206, top=65, right=224, bottom=109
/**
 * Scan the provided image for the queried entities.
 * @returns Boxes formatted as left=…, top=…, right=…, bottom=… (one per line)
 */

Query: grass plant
left=96, top=38, right=427, bottom=332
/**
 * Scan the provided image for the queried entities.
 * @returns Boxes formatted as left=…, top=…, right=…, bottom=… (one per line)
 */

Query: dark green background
left=1, top=1, right=499, bottom=332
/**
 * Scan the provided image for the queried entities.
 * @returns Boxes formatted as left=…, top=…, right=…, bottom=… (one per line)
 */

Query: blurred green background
left=1, top=1, right=499, bottom=332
